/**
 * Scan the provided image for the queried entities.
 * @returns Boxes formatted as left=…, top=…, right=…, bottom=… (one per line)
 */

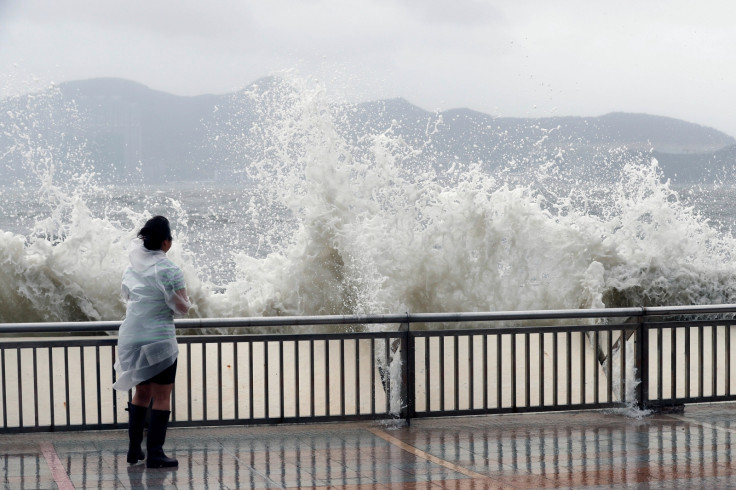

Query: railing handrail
left=4, top=303, right=736, bottom=432
left=2, top=304, right=736, bottom=334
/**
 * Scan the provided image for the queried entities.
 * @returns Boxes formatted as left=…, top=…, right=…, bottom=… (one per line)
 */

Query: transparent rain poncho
left=113, top=239, right=190, bottom=391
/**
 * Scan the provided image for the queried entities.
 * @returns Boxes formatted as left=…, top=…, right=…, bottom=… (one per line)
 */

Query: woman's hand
left=173, top=289, right=191, bottom=316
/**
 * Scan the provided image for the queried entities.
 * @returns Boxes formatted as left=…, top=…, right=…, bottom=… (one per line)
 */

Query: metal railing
left=2, top=305, right=736, bottom=432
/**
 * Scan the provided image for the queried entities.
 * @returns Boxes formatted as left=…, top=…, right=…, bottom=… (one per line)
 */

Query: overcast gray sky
left=2, top=0, right=735, bottom=137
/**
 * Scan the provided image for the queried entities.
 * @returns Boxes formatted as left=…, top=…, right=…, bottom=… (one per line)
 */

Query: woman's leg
left=127, top=384, right=153, bottom=464
left=126, top=402, right=147, bottom=463
left=146, top=382, right=178, bottom=468
left=149, top=383, right=174, bottom=410
left=131, top=381, right=173, bottom=409
left=131, top=384, right=152, bottom=407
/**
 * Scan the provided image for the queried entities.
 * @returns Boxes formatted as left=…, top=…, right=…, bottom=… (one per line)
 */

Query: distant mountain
left=357, top=104, right=733, bottom=154
left=58, top=78, right=224, bottom=182
left=1, top=77, right=734, bottom=186
left=350, top=101, right=735, bottom=183
left=653, top=144, right=736, bottom=183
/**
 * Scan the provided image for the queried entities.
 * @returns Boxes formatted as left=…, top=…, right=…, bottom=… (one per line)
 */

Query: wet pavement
left=4, top=403, right=736, bottom=488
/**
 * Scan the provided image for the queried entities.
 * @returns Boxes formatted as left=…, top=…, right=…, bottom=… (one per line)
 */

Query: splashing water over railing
left=3, top=74, right=736, bottom=327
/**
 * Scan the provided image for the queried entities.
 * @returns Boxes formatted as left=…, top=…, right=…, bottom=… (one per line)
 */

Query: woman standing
left=113, top=216, right=190, bottom=468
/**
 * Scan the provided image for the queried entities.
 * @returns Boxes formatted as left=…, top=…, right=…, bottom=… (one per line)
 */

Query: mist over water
left=2, top=76, right=736, bottom=325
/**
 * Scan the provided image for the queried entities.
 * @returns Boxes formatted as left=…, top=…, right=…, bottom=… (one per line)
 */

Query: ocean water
left=2, top=76, right=736, bottom=325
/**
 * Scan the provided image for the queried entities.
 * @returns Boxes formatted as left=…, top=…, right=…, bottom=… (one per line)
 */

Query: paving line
left=224, top=447, right=285, bottom=488
left=367, top=427, right=491, bottom=480
left=666, top=414, right=736, bottom=436
left=40, top=441, right=75, bottom=490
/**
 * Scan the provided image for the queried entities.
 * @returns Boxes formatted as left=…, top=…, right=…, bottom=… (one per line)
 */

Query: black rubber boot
left=126, top=402, right=147, bottom=464
left=146, top=409, right=178, bottom=468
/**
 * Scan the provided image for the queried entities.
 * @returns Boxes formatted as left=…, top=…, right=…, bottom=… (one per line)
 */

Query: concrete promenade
left=3, top=403, right=736, bottom=489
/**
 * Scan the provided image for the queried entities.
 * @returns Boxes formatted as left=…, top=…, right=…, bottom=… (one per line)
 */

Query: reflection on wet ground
left=4, top=403, right=736, bottom=488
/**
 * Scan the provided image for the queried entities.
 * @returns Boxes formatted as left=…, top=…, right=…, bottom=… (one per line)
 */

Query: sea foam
left=1, top=75, right=735, bottom=326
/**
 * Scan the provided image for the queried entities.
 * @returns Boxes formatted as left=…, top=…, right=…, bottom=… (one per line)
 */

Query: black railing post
left=636, top=308, right=649, bottom=411
left=399, top=318, right=414, bottom=424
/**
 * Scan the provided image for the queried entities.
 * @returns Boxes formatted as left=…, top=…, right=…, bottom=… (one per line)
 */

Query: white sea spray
left=2, top=76, right=736, bottom=415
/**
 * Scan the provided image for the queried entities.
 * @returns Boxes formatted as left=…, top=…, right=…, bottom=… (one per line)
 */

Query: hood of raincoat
left=127, top=238, right=167, bottom=272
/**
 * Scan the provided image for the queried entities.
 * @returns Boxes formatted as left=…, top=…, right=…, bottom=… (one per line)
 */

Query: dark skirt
left=138, top=359, right=177, bottom=385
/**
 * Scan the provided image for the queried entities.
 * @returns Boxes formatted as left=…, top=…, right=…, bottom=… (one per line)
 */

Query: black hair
left=138, top=215, right=173, bottom=251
